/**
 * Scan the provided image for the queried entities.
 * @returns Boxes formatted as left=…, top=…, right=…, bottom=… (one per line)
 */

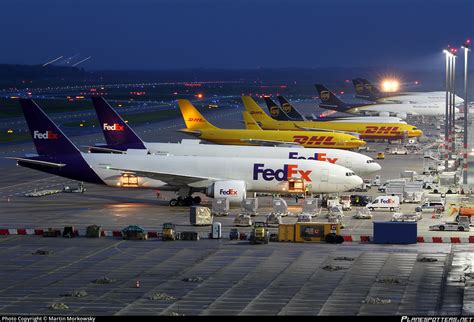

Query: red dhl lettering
left=364, top=126, right=400, bottom=134
left=187, top=118, right=204, bottom=122
left=293, top=136, right=336, bottom=146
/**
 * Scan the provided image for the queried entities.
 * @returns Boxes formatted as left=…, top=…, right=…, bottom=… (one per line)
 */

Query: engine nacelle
left=395, top=112, right=408, bottom=119
left=378, top=111, right=390, bottom=117
left=206, top=180, right=247, bottom=204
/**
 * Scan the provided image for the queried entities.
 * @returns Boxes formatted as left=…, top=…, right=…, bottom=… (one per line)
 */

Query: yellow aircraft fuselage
left=243, top=96, right=423, bottom=140
left=181, top=128, right=364, bottom=149
left=177, top=99, right=365, bottom=149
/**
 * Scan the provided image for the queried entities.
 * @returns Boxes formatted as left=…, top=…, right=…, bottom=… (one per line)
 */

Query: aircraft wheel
left=184, top=196, right=194, bottom=206
left=193, top=196, right=202, bottom=205
left=177, top=198, right=186, bottom=207
left=169, top=199, right=178, bottom=207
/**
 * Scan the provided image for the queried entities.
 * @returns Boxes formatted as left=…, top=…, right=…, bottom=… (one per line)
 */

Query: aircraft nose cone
left=373, top=162, right=382, bottom=172
left=412, top=129, right=423, bottom=137
left=353, top=175, right=363, bottom=187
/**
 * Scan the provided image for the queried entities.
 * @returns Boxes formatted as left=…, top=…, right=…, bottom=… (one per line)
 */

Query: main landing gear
left=169, top=196, right=202, bottom=207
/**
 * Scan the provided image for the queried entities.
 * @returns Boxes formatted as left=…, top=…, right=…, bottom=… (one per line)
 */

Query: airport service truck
left=366, top=196, right=400, bottom=212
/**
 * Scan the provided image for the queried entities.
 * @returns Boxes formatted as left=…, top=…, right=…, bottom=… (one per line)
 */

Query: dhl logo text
left=364, top=126, right=400, bottom=134
left=293, top=135, right=336, bottom=146
left=187, top=117, right=204, bottom=122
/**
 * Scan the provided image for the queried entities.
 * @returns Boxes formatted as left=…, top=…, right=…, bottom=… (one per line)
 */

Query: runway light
left=381, top=79, right=400, bottom=92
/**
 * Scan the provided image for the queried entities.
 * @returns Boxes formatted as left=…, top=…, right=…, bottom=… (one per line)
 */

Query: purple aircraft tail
left=20, top=99, right=80, bottom=156
left=17, top=99, right=103, bottom=184
left=91, top=97, right=146, bottom=150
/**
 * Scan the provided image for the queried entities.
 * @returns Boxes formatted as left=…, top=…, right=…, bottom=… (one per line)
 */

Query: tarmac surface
left=1, top=100, right=473, bottom=315
left=0, top=236, right=470, bottom=316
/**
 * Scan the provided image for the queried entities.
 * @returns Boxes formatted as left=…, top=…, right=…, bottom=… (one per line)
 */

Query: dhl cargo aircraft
left=242, top=96, right=423, bottom=140
left=177, top=99, right=365, bottom=149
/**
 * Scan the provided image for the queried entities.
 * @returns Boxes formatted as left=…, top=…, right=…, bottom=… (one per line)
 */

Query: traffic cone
left=135, top=280, right=140, bottom=288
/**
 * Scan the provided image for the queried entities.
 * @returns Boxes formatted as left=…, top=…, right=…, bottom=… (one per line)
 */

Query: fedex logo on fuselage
left=289, top=152, right=338, bottom=164
left=219, top=188, right=238, bottom=196
left=103, top=123, right=124, bottom=131
left=253, top=163, right=312, bottom=182
left=33, top=130, right=58, bottom=140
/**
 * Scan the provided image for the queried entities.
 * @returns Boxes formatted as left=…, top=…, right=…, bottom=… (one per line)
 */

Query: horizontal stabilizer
left=85, top=146, right=126, bottom=154
left=240, top=138, right=301, bottom=148
left=5, top=157, right=66, bottom=168
left=293, top=124, right=360, bottom=138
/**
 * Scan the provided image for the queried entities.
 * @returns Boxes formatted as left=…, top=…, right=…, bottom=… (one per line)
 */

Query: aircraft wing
left=293, top=124, right=360, bottom=138
left=240, top=138, right=302, bottom=148
left=5, top=157, right=66, bottom=168
left=104, top=166, right=221, bottom=186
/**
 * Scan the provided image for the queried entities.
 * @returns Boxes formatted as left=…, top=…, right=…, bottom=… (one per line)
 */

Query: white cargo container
left=272, top=198, right=289, bottom=216
left=241, top=198, right=258, bottom=216
left=211, top=198, right=230, bottom=216
left=301, top=198, right=320, bottom=216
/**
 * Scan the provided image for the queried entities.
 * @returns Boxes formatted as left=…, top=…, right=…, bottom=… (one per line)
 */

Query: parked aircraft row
left=10, top=98, right=373, bottom=207
left=90, top=97, right=381, bottom=176
left=265, top=78, right=463, bottom=120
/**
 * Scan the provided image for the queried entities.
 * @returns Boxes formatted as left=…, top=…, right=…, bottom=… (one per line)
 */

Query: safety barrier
left=1, top=228, right=474, bottom=243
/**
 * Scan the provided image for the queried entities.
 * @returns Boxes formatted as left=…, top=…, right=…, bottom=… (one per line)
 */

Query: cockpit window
left=366, top=160, right=375, bottom=163
left=345, top=172, right=356, bottom=176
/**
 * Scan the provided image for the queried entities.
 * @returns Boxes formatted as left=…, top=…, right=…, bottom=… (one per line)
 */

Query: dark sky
left=1, top=0, right=473, bottom=70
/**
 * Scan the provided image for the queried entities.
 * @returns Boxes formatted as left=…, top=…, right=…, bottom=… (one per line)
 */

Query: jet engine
left=395, top=112, right=408, bottom=119
left=206, top=180, right=247, bottom=204
left=378, top=111, right=390, bottom=117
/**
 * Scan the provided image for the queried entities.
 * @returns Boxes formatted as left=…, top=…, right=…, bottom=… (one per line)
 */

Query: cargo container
left=272, top=198, right=289, bottom=216
left=190, top=206, right=213, bottom=226
left=211, top=198, right=230, bottom=216
left=241, top=198, right=258, bottom=216
left=373, top=221, right=417, bottom=244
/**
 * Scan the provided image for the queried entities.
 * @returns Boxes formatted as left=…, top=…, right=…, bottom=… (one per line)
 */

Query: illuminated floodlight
left=381, top=79, right=399, bottom=92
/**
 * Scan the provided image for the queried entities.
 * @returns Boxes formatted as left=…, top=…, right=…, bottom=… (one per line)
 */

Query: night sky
left=1, top=0, right=473, bottom=70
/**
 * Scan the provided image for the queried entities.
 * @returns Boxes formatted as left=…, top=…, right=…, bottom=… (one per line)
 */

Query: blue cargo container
left=373, top=221, right=417, bottom=244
